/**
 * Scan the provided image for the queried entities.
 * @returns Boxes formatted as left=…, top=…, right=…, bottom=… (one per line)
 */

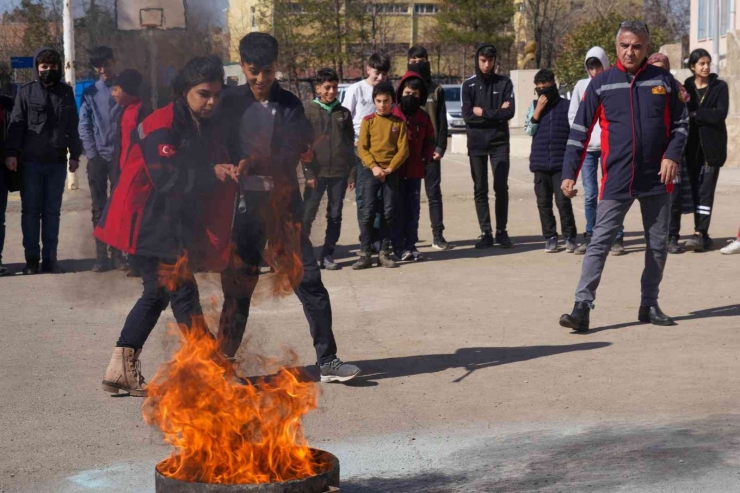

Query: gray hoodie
left=568, top=46, right=610, bottom=152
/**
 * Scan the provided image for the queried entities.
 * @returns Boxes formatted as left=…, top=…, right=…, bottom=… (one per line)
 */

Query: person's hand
left=214, top=164, right=236, bottom=182
left=561, top=179, right=578, bottom=198
left=348, top=181, right=355, bottom=191
left=236, top=158, right=249, bottom=179
left=306, top=178, right=317, bottom=189
left=433, top=151, right=441, bottom=161
left=68, top=160, right=79, bottom=173
left=473, top=107, right=484, bottom=117
left=372, top=166, right=386, bottom=182
left=502, top=101, right=511, bottom=109
left=658, top=158, right=678, bottom=185
left=5, top=157, right=17, bottom=171
left=534, top=95, right=548, bottom=118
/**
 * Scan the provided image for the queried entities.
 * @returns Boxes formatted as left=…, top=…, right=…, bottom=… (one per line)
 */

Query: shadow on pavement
left=3, top=257, right=96, bottom=276
left=338, top=343, right=612, bottom=384
left=575, top=304, right=740, bottom=335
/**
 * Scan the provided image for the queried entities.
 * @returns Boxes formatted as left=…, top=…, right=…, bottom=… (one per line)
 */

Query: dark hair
left=688, top=48, right=712, bottom=71
left=239, top=32, right=279, bottom=67
left=534, top=69, right=555, bottom=85
left=368, top=53, right=391, bottom=72
left=408, top=45, right=428, bottom=60
left=172, top=56, right=224, bottom=97
left=37, top=49, right=61, bottom=67
left=315, top=68, right=339, bottom=85
left=478, top=45, right=497, bottom=59
left=372, top=81, right=395, bottom=100
left=89, top=46, right=114, bottom=68
left=585, top=57, right=603, bottom=70
left=112, top=69, right=143, bottom=96
left=403, top=77, right=425, bottom=93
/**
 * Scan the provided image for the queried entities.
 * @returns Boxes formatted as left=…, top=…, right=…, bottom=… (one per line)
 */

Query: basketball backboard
left=116, top=0, right=187, bottom=30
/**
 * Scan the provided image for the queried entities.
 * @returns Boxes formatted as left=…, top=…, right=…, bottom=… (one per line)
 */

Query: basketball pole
left=148, top=28, right=158, bottom=111
left=63, top=0, right=78, bottom=191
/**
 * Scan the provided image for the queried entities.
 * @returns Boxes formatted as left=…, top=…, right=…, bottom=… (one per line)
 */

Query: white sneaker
left=720, top=239, right=740, bottom=255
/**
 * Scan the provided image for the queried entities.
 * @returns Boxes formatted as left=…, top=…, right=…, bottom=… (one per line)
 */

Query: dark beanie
left=112, top=69, right=143, bottom=96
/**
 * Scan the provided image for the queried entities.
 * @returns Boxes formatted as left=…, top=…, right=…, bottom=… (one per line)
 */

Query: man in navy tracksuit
left=558, top=21, right=688, bottom=331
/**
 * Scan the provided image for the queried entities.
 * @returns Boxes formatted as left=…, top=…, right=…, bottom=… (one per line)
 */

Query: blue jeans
left=393, top=178, right=422, bottom=253
left=580, top=151, right=623, bottom=239
left=21, top=162, right=67, bottom=261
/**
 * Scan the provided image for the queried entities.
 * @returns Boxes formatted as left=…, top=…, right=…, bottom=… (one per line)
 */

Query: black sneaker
left=320, top=358, right=361, bottom=383
left=475, top=233, right=494, bottom=249
left=667, top=236, right=683, bottom=254
left=41, top=258, right=60, bottom=274
left=565, top=237, right=578, bottom=253
left=545, top=236, right=558, bottom=253
left=432, top=235, right=452, bottom=251
left=559, top=302, right=591, bottom=332
left=0, top=263, right=10, bottom=276
left=23, top=259, right=40, bottom=275
left=685, top=233, right=705, bottom=252
left=610, top=237, right=626, bottom=256
left=575, top=233, right=591, bottom=255
left=352, top=253, right=372, bottom=270
left=495, top=230, right=513, bottom=248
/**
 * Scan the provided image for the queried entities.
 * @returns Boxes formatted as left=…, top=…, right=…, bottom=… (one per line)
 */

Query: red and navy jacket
left=392, top=71, right=435, bottom=179
left=94, top=100, right=237, bottom=270
left=563, top=59, right=689, bottom=200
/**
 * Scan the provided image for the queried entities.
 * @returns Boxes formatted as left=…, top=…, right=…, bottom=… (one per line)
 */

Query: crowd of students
left=0, top=22, right=739, bottom=393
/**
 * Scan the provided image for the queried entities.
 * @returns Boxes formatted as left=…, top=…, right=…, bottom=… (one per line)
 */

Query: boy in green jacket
left=302, top=68, right=356, bottom=271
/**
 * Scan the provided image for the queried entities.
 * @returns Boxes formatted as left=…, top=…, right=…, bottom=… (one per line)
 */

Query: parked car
left=442, top=84, right=464, bottom=131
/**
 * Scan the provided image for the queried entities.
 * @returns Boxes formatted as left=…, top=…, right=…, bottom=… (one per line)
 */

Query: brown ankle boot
left=101, top=347, right=147, bottom=397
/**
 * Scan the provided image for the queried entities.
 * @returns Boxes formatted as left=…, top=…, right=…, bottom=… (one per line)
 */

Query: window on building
left=414, top=3, right=440, bottom=14
left=367, top=3, right=410, bottom=14
left=698, top=0, right=733, bottom=40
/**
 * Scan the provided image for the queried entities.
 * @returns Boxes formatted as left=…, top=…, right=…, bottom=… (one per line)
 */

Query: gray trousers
left=576, top=193, right=670, bottom=306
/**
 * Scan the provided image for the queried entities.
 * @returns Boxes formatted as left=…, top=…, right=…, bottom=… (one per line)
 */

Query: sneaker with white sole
left=545, top=236, right=558, bottom=253
left=320, top=358, right=361, bottom=383
left=721, top=239, right=740, bottom=255
left=321, top=255, right=341, bottom=271
left=410, top=249, right=426, bottom=261
left=432, top=235, right=452, bottom=251
left=401, top=250, right=414, bottom=261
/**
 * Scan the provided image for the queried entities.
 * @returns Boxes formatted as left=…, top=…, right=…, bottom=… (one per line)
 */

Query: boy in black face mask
left=5, top=47, right=81, bottom=275
left=391, top=72, right=436, bottom=261
left=524, top=69, right=577, bottom=254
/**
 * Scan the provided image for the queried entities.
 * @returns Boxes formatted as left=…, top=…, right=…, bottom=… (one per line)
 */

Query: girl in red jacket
left=97, top=56, right=238, bottom=397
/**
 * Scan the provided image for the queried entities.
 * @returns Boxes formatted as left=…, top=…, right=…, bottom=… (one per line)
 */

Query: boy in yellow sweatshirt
left=354, top=81, right=409, bottom=269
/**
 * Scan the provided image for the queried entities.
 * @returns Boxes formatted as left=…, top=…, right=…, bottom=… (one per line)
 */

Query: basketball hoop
left=140, top=8, right=164, bottom=29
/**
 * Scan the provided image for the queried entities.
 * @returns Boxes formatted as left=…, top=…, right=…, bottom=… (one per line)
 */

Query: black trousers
left=0, top=169, right=7, bottom=263
left=533, top=170, right=577, bottom=239
left=359, top=167, right=399, bottom=252
left=302, top=177, right=348, bottom=257
left=424, top=160, right=445, bottom=236
left=117, top=256, right=204, bottom=349
left=219, top=191, right=338, bottom=365
left=469, top=146, right=510, bottom=234
left=669, top=163, right=721, bottom=237
left=87, top=156, right=114, bottom=255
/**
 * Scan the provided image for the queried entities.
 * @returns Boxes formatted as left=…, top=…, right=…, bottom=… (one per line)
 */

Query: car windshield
left=444, top=87, right=461, bottom=102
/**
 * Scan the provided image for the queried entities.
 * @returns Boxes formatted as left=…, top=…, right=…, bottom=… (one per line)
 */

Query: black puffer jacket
left=684, top=74, right=728, bottom=167
left=6, top=47, right=81, bottom=164
left=461, top=44, right=515, bottom=156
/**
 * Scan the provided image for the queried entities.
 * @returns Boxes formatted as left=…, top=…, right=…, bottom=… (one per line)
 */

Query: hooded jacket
left=6, top=47, right=82, bottom=164
left=391, top=71, right=436, bottom=179
left=461, top=44, right=515, bottom=156
left=110, top=98, right=152, bottom=185
left=563, top=59, right=689, bottom=200
left=408, top=60, right=448, bottom=158
left=568, top=46, right=611, bottom=152
left=302, top=98, right=356, bottom=182
left=94, top=100, right=237, bottom=269
left=684, top=73, right=728, bottom=167
left=79, top=76, right=122, bottom=162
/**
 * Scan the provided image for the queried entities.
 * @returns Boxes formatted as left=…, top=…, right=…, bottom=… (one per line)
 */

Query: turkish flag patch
left=158, top=144, right=177, bottom=157
left=652, top=85, right=667, bottom=95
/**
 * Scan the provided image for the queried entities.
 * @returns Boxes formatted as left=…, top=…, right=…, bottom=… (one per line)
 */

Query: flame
left=143, top=256, right=323, bottom=485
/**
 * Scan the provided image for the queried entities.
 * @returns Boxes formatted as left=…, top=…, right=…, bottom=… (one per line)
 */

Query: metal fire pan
left=155, top=449, right=340, bottom=493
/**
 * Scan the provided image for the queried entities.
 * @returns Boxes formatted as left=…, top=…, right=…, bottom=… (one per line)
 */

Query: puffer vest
left=529, top=97, right=570, bottom=173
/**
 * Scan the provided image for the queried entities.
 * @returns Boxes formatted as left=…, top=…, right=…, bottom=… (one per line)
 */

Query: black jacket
left=303, top=100, right=356, bottom=183
left=220, top=82, right=313, bottom=190
left=6, top=47, right=82, bottom=164
left=684, top=74, right=728, bottom=167
left=462, top=44, right=515, bottom=156
left=425, top=82, right=448, bottom=157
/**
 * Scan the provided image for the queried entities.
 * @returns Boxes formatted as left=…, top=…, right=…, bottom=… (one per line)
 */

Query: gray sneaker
left=379, top=251, right=399, bottom=268
left=401, top=250, right=414, bottom=261
left=321, top=255, right=341, bottom=271
left=320, top=358, right=361, bottom=383
left=565, top=237, right=578, bottom=253
left=610, top=237, right=626, bottom=256
left=545, top=236, right=558, bottom=253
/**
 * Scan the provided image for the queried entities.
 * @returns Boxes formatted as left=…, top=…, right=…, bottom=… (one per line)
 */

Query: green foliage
left=554, top=13, right=667, bottom=91
left=5, top=0, right=63, bottom=56
left=436, top=0, right=515, bottom=49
